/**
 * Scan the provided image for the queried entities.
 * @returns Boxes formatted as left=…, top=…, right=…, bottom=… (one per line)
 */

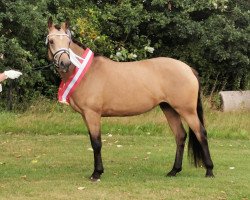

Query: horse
left=46, top=18, right=214, bottom=181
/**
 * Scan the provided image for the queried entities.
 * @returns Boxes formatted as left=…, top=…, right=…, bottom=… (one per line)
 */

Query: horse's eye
left=49, top=39, right=54, bottom=45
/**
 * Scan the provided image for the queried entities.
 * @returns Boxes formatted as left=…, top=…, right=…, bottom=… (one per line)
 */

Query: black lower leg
left=201, top=140, right=214, bottom=177
left=90, top=134, right=104, bottom=180
left=200, top=128, right=214, bottom=177
left=167, top=145, right=184, bottom=176
left=167, top=132, right=187, bottom=177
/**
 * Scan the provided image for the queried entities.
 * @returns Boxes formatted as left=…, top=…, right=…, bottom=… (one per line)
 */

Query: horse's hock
left=219, top=91, right=250, bottom=112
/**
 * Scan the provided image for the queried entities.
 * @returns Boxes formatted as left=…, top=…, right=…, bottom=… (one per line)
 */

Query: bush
left=0, top=0, right=249, bottom=110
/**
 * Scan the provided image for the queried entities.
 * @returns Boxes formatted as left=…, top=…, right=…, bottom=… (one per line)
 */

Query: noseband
left=52, top=48, right=70, bottom=67
left=46, top=33, right=71, bottom=68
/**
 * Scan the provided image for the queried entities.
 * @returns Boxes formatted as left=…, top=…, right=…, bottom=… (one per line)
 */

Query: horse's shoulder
left=91, top=56, right=117, bottom=74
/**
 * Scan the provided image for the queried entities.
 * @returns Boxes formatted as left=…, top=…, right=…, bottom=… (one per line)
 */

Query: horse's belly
left=101, top=106, right=155, bottom=117
left=101, top=94, right=158, bottom=117
left=100, top=69, right=166, bottom=116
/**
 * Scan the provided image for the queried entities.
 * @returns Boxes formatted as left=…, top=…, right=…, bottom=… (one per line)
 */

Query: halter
left=46, top=33, right=71, bottom=68
left=52, top=48, right=70, bottom=67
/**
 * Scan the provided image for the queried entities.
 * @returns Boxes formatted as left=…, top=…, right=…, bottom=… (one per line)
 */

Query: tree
left=0, top=0, right=249, bottom=110
left=0, top=0, right=57, bottom=110
left=90, top=0, right=250, bottom=93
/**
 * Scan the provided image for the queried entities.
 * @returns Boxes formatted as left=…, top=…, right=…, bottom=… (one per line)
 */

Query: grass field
left=0, top=99, right=249, bottom=200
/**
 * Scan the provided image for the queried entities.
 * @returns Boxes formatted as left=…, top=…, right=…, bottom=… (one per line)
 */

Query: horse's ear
left=62, top=18, right=70, bottom=31
left=48, top=17, right=53, bottom=29
left=65, top=18, right=70, bottom=29
left=62, top=18, right=72, bottom=39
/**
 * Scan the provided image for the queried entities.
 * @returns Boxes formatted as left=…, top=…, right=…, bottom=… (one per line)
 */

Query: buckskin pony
left=46, top=18, right=214, bottom=181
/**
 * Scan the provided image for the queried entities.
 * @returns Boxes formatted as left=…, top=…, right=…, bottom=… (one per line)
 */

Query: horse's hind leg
left=181, top=111, right=214, bottom=177
left=82, top=109, right=104, bottom=181
left=160, top=103, right=187, bottom=177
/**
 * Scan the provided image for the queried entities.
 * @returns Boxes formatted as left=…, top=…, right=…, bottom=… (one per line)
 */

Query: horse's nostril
left=60, top=60, right=71, bottom=71
left=65, top=61, right=71, bottom=68
left=60, top=61, right=64, bottom=66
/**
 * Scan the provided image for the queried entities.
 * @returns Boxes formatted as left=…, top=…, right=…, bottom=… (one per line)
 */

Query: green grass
left=0, top=99, right=249, bottom=199
left=0, top=134, right=249, bottom=200
left=0, top=99, right=249, bottom=139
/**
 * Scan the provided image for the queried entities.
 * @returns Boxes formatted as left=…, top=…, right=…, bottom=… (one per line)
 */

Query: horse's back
left=105, top=57, right=199, bottom=101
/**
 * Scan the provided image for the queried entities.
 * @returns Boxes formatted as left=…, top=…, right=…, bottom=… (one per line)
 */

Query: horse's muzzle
left=53, top=48, right=71, bottom=72
left=59, top=60, right=71, bottom=72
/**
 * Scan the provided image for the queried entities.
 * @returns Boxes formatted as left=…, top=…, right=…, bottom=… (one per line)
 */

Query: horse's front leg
left=82, top=110, right=104, bottom=181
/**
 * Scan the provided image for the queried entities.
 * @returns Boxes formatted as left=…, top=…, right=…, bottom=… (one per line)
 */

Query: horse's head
left=46, top=17, right=72, bottom=72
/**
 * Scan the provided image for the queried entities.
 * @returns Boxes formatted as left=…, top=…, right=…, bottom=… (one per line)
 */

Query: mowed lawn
left=0, top=101, right=249, bottom=200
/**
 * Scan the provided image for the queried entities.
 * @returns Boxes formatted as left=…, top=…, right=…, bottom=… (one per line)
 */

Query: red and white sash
left=58, top=48, right=94, bottom=104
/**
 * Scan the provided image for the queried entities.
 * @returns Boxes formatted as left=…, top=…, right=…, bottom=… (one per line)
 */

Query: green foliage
left=0, top=0, right=59, bottom=110
left=0, top=0, right=249, bottom=110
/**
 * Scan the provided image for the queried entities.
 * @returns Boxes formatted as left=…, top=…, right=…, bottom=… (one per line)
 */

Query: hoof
left=90, top=176, right=101, bottom=182
left=167, top=172, right=176, bottom=177
left=166, top=168, right=181, bottom=177
left=205, top=169, right=215, bottom=178
left=205, top=173, right=215, bottom=178
left=90, top=171, right=102, bottom=182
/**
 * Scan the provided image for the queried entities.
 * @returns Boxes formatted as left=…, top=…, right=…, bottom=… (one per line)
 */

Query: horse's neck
left=70, top=42, right=85, bottom=57
left=60, top=42, right=85, bottom=83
